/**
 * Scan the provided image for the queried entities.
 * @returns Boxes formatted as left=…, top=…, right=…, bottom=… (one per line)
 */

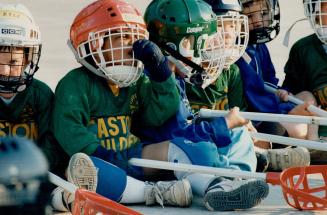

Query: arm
left=133, top=40, right=180, bottom=126
left=52, top=72, right=99, bottom=156
left=282, top=44, right=305, bottom=94
left=34, top=81, right=55, bottom=146
left=226, top=64, right=248, bottom=111
left=260, top=44, right=279, bottom=86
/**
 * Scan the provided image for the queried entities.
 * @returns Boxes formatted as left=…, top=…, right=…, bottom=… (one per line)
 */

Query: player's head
left=145, top=0, right=225, bottom=88
left=204, top=0, right=249, bottom=67
left=304, top=0, right=327, bottom=44
left=240, top=0, right=280, bottom=44
left=69, top=0, right=148, bottom=87
left=0, top=3, right=41, bottom=96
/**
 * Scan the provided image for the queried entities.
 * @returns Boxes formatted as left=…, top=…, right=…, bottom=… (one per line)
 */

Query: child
left=235, top=0, right=314, bottom=171
left=283, top=0, right=327, bottom=164
left=185, top=0, right=249, bottom=112
left=51, top=0, right=194, bottom=212
left=137, top=0, right=269, bottom=211
left=0, top=3, right=66, bottom=171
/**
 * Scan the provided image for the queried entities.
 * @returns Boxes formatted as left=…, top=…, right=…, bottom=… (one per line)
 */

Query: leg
left=160, top=139, right=269, bottom=211
left=218, top=126, right=257, bottom=172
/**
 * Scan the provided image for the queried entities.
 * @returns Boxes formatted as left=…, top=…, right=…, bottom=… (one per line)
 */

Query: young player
left=283, top=0, right=327, bottom=164
left=0, top=3, right=68, bottom=172
left=184, top=1, right=248, bottom=113
left=51, top=0, right=194, bottom=212
left=179, top=0, right=268, bottom=171
left=135, top=0, right=269, bottom=211
left=235, top=0, right=314, bottom=171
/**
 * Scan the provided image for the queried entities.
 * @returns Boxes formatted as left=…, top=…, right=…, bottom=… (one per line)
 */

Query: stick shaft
left=129, top=158, right=267, bottom=180
left=48, top=172, right=77, bottom=194
left=264, top=84, right=327, bottom=117
left=251, top=132, right=327, bottom=151
left=199, top=109, right=327, bottom=125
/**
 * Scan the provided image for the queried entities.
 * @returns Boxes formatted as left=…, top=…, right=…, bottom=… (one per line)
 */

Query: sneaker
left=144, top=179, right=192, bottom=207
left=204, top=178, right=269, bottom=211
left=67, top=152, right=98, bottom=192
left=51, top=153, right=98, bottom=212
left=51, top=187, right=73, bottom=212
left=267, top=147, right=310, bottom=171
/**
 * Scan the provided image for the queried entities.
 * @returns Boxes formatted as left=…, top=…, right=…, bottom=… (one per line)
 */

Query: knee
left=295, top=91, right=317, bottom=105
left=170, top=138, right=222, bottom=167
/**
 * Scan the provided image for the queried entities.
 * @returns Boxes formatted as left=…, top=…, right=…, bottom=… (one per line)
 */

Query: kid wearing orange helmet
left=50, top=0, right=193, bottom=212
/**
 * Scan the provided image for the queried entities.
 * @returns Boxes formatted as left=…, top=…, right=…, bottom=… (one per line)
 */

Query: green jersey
left=0, top=79, right=53, bottom=145
left=186, top=64, right=247, bottom=112
left=283, top=34, right=327, bottom=136
left=53, top=67, right=179, bottom=156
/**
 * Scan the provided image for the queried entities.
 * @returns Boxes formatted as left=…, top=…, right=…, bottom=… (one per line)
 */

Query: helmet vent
left=170, top=17, right=176, bottom=22
left=162, top=15, right=167, bottom=20
left=107, top=7, right=113, bottom=11
left=110, top=13, right=117, bottom=17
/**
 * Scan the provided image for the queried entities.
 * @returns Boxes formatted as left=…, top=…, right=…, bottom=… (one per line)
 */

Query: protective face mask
left=102, top=65, right=142, bottom=88
left=224, top=48, right=242, bottom=67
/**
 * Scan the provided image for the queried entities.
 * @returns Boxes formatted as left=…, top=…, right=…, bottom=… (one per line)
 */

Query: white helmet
left=204, top=0, right=249, bottom=67
left=304, top=0, right=327, bottom=44
left=0, top=3, right=41, bottom=93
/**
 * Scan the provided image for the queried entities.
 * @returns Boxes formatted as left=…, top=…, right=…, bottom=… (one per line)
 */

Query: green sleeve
left=227, top=64, right=248, bottom=110
left=53, top=71, right=98, bottom=156
left=33, top=80, right=54, bottom=146
left=283, top=43, right=305, bottom=94
left=136, top=74, right=179, bottom=126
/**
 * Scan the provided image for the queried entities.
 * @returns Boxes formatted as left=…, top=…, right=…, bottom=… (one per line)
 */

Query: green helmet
left=145, top=0, right=226, bottom=88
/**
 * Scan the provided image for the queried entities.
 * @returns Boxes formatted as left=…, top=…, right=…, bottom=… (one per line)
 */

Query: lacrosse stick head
left=72, top=189, right=142, bottom=215
left=279, top=165, right=327, bottom=210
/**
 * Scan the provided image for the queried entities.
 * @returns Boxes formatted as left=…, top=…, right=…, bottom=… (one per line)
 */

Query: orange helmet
left=69, top=0, right=148, bottom=87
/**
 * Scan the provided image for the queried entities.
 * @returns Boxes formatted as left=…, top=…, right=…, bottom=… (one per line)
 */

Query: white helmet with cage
left=0, top=3, right=41, bottom=93
left=204, top=0, right=249, bottom=67
left=304, top=0, right=327, bottom=44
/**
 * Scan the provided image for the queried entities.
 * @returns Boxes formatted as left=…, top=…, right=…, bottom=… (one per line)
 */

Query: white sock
left=51, top=187, right=69, bottom=212
left=119, top=176, right=146, bottom=203
left=168, top=143, right=216, bottom=197
left=186, top=173, right=216, bottom=197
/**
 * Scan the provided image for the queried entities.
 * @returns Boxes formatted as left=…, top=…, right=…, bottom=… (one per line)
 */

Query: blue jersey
left=133, top=76, right=232, bottom=148
left=236, top=44, right=294, bottom=114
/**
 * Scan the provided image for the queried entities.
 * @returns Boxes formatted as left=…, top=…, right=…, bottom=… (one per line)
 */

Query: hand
left=133, top=39, right=171, bottom=82
left=224, top=107, right=249, bottom=129
left=288, top=101, right=315, bottom=116
left=276, top=89, right=290, bottom=102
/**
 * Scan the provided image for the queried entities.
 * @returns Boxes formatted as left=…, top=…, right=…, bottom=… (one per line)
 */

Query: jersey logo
left=88, top=115, right=139, bottom=151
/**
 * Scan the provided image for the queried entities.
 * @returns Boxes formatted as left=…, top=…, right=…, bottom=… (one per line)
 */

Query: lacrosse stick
left=199, top=109, right=327, bottom=125
left=48, top=172, right=142, bottom=215
left=264, top=84, right=327, bottom=117
left=129, top=158, right=327, bottom=210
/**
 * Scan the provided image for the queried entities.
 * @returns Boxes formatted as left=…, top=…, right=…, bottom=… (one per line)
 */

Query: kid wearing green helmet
left=138, top=0, right=269, bottom=211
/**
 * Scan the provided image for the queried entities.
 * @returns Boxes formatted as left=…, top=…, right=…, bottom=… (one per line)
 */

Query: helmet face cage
left=242, top=0, right=280, bottom=43
left=0, top=45, right=40, bottom=93
left=77, top=25, right=148, bottom=87
left=217, top=11, right=249, bottom=67
left=0, top=3, right=41, bottom=93
left=304, top=0, right=327, bottom=44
